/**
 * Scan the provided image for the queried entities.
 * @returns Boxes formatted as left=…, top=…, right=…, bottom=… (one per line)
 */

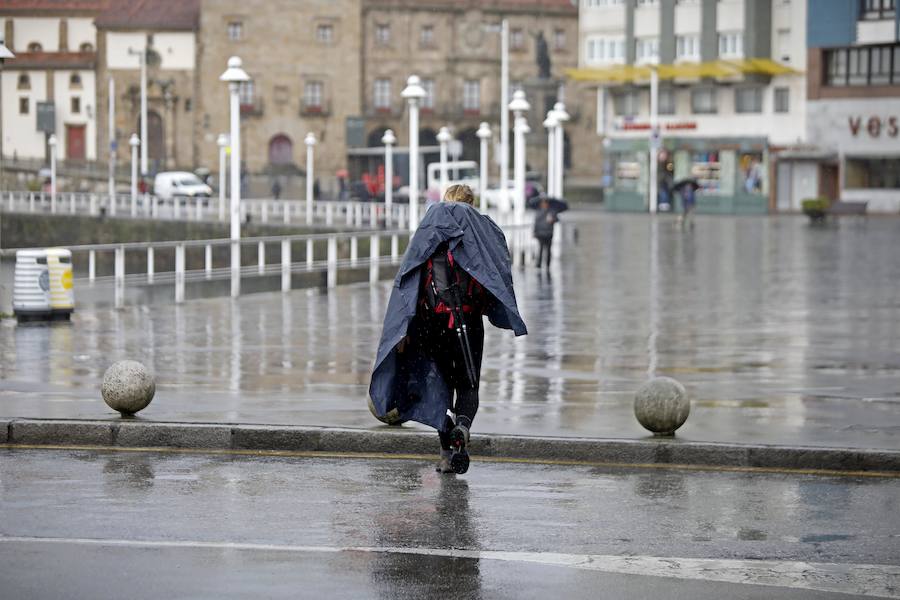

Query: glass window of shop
left=690, top=151, right=721, bottom=193
left=845, top=157, right=900, bottom=188
left=614, top=152, right=642, bottom=190
left=739, top=152, right=765, bottom=194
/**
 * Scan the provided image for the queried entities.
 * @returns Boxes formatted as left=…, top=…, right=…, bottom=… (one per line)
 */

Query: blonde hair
left=443, top=184, right=476, bottom=206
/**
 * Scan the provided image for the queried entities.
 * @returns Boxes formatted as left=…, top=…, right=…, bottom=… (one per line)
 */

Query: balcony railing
left=300, top=98, right=332, bottom=117
left=240, top=97, right=264, bottom=117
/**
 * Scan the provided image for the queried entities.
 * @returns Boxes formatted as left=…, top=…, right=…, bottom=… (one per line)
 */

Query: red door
left=66, top=125, right=86, bottom=160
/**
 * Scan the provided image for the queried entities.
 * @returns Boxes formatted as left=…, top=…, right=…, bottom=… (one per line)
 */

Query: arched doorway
left=138, top=111, right=165, bottom=169
left=457, top=128, right=480, bottom=162
left=268, top=134, right=294, bottom=166
left=367, top=126, right=390, bottom=148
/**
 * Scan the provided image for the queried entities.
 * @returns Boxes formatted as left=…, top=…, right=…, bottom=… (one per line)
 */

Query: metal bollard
left=281, top=239, right=291, bottom=292
left=231, top=241, right=241, bottom=298
left=205, top=244, right=212, bottom=279
left=175, top=244, right=185, bottom=304
left=350, top=236, right=358, bottom=266
left=88, top=250, right=96, bottom=282
left=147, top=247, right=155, bottom=283
left=306, top=238, right=314, bottom=269
left=369, top=234, right=379, bottom=283
left=114, top=246, right=125, bottom=309
left=258, top=240, right=266, bottom=275
left=327, top=237, right=337, bottom=289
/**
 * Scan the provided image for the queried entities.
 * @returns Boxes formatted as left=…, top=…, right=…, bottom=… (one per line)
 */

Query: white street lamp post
left=509, top=90, right=530, bottom=225
left=476, top=122, right=491, bottom=210
left=543, top=111, right=558, bottom=198
left=437, top=126, right=452, bottom=196
left=401, top=75, right=426, bottom=231
left=0, top=42, right=13, bottom=283
left=381, top=129, right=396, bottom=225
left=129, top=134, right=140, bottom=217
left=220, top=56, right=250, bottom=298
left=305, top=132, right=316, bottom=225
left=500, top=19, right=510, bottom=214
left=649, top=68, right=659, bottom=214
left=128, top=47, right=148, bottom=177
left=48, top=134, right=57, bottom=213
left=108, top=77, right=116, bottom=205
left=552, top=102, right=570, bottom=198
left=217, top=134, right=228, bottom=222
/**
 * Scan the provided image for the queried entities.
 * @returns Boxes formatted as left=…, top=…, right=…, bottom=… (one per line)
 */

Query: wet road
left=1, top=212, right=899, bottom=449
left=1, top=448, right=898, bottom=599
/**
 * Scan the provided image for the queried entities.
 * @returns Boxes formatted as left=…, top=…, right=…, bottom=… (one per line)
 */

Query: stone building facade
left=197, top=0, right=362, bottom=195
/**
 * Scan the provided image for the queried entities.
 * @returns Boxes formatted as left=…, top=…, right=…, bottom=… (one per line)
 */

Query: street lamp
left=108, top=77, right=116, bottom=206
left=401, top=75, right=426, bottom=232
left=217, top=134, right=228, bottom=222
left=220, top=55, right=250, bottom=298
left=476, top=122, right=491, bottom=210
left=649, top=67, right=660, bottom=214
left=129, top=133, right=140, bottom=217
left=437, top=126, right=452, bottom=196
left=543, top=111, right=559, bottom=199
left=48, top=134, right=58, bottom=213
left=127, top=46, right=148, bottom=177
left=552, top=102, right=570, bottom=199
left=509, top=90, right=530, bottom=224
left=305, top=132, right=316, bottom=225
left=381, top=128, right=396, bottom=225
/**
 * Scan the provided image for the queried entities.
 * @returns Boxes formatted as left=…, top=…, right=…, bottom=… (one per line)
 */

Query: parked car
left=153, top=171, right=213, bottom=202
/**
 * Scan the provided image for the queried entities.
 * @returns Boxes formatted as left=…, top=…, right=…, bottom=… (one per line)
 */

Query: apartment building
left=573, top=0, right=806, bottom=213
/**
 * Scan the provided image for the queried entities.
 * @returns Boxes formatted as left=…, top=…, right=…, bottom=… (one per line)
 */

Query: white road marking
left=1, top=535, right=898, bottom=598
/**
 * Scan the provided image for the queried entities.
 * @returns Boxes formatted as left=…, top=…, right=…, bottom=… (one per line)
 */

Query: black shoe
left=449, top=424, right=470, bottom=474
left=436, top=449, right=453, bottom=474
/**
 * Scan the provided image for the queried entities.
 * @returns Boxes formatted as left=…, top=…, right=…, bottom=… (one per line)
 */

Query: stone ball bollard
left=634, top=377, right=690, bottom=436
left=101, top=360, right=156, bottom=415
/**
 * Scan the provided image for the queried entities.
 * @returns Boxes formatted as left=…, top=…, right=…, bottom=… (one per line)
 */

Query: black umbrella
left=527, top=196, right=569, bottom=213
left=672, top=178, right=699, bottom=192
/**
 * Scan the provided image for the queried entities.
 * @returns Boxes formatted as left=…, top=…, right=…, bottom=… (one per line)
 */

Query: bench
left=828, top=201, right=868, bottom=216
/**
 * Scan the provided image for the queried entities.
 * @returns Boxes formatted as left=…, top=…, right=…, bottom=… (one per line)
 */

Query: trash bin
left=13, top=248, right=74, bottom=321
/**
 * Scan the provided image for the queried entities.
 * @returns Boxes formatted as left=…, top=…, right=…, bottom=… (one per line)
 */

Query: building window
left=613, top=89, right=642, bottom=117
left=773, top=87, right=789, bottom=113
left=238, top=80, right=254, bottom=106
left=511, top=28, right=524, bottom=50
left=585, top=36, right=625, bottom=65
left=735, top=87, right=763, bottom=113
left=69, top=74, right=82, bottom=89
left=17, top=74, right=30, bottom=90
left=554, top=29, right=566, bottom=51
left=422, top=78, right=435, bottom=110
left=71, top=97, right=81, bottom=113
left=676, top=35, right=700, bottom=61
left=718, top=32, right=743, bottom=58
left=375, top=24, right=390, bottom=45
left=635, top=37, right=659, bottom=63
left=463, top=79, right=480, bottom=112
left=826, top=44, right=900, bottom=86
left=637, top=0, right=659, bottom=5
left=658, top=88, right=676, bottom=115
left=691, top=87, right=717, bottom=114
left=27, top=42, right=43, bottom=52
left=861, top=0, right=896, bottom=20
left=584, top=0, right=625, bottom=7
left=19, top=97, right=29, bottom=115
left=227, top=21, right=243, bottom=41
left=374, top=78, right=391, bottom=110
left=79, top=42, right=94, bottom=52
left=420, top=25, right=435, bottom=48
left=846, top=157, right=900, bottom=188
left=776, top=29, right=791, bottom=63
left=316, top=24, right=333, bottom=44
left=304, top=81, right=323, bottom=110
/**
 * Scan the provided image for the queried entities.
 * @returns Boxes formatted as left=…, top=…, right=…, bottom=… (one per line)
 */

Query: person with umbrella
left=530, top=196, right=568, bottom=269
left=673, top=178, right=699, bottom=229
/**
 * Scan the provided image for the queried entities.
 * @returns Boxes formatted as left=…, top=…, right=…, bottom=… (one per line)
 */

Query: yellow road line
left=2, top=443, right=898, bottom=479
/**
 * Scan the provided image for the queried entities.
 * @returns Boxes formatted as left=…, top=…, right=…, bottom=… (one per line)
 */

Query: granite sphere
left=101, top=360, right=155, bottom=415
left=634, top=377, right=690, bottom=435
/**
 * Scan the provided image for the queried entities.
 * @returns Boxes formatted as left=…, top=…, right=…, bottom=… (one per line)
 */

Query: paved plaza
left=2, top=211, right=899, bottom=449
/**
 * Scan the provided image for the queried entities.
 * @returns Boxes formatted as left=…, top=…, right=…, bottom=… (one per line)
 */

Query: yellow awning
left=565, top=59, right=800, bottom=84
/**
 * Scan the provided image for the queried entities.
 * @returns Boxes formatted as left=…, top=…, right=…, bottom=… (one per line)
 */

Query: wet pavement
left=1, top=448, right=898, bottom=599
left=1, top=212, right=899, bottom=449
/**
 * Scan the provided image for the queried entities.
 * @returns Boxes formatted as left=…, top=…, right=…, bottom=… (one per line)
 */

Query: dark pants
left=536, top=236, right=552, bottom=268
left=414, top=312, right=484, bottom=450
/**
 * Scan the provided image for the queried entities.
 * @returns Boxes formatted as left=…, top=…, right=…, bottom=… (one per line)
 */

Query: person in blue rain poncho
left=369, top=185, right=527, bottom=474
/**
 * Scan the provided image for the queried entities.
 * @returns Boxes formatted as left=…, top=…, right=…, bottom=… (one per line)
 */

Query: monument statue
left=534, top=31, right=552, bottom=79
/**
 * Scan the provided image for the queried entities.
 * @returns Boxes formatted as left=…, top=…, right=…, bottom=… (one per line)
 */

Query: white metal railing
left=0, top=190, right=421, bottom=230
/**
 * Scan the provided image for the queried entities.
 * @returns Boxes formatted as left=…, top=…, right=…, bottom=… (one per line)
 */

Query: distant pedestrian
left=271, top=178, right=282, bottom=200
left=533, top=197, right=558, bottom=269
left=677, top=180, right=698, bottom=229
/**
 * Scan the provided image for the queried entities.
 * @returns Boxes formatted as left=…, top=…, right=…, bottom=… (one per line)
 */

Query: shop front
left=604, top=136, right=770, bottom=214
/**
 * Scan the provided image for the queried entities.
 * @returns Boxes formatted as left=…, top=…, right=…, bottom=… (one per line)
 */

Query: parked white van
left=153, top=171, right=213, bottom=202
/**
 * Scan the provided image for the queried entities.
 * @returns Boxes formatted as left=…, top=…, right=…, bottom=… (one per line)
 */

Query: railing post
left=283, top=201, right=291, bottom=224
left=109, top=191, right=116, bottom=217
left=131, top=191, right=137, bottom=217
left=29, top=192, right=35, bottom=213
left=369, top=234, right=379, bottom=283
left=88, top=250, right=96, bottom=282
left=345, top=204, right=353, bottom=226
left=230, top=241, right=240, bottom=297
left=147, top=247, right=155, bottom=283
left=114, top=246, right=125, bottom=309
left=350, top=236, right=358, bottom=266
left=327, top=237, right=337, bottom=289
left=354, top=203, right=362, bottom=228
left=90, top=193, right=97, bottom=216
left=173, top=196, right=181, bottom=220
left=306, top=238, right=314, bottom=269
left=258, top=240, right=265, bottom=275
left=150, top=195, right=158, bottom=219
left=281, top=239, right=291, bottom=292
left=69, top=193, right=76, bottom=214
left=370, top=203, right=377, bottom=228
left=261, top=201, right=268, bottom=224
left=205, top=244, right=212, bottom=279
left=398, top=205, right=407, bottom=230
left=326, top=202, right=334, bottom=226
left=391, top=234, right=399, bottom=260
left=195, top=197, right=203, bottom=221
left=175, top=243, right=185, bottom=304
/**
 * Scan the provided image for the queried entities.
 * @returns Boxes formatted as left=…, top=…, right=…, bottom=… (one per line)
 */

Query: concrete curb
left=2, top=418, right=899, bottom=473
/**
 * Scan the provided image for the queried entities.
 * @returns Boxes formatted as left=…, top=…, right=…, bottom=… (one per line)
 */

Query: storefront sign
left=619, top=121, right=697, bottom=132
left=848, top=116, right=899, bottom=138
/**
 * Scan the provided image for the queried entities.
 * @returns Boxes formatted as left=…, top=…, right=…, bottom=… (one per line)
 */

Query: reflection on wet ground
left=1, top=212, right=899, bottom=449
